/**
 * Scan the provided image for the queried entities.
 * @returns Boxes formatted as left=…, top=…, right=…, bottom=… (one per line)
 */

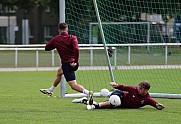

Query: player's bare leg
left=68, top=80, right=93, bottom=99
left=98, top=101, right=111, bottom=108
left=51, top=68, right=63, bottom=88
left=40, top=68, right=63, bottom=96
left=68, top=80, right=93, bottom=105
left=87, top=101, right=111, bottom=110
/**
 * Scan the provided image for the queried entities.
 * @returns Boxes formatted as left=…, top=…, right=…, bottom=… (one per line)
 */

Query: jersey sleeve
left=45, top=37, right=56, bottom=51
left=145, top=97, right=158, bottom=108
left=72, top=36, right=79, bottom=63
left=115, top=84, right=135, bottom=92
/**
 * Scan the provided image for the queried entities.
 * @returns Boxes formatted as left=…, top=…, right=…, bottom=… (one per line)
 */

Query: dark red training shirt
left=115, top=84, right=158, bottom=109
left=45, top=32, right=79, bottom=63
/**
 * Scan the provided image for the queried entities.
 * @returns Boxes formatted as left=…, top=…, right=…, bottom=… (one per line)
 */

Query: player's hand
left=70, top=62, right=77, bottom=67
left=156, top=103, right=165, bottom=110
left=109, top=82, right=118, bottom=87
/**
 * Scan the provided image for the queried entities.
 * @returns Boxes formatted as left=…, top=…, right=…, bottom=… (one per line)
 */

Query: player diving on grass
left=40, top=23, right=93, bottom=98
left=73, top=81, right=165, bottom=110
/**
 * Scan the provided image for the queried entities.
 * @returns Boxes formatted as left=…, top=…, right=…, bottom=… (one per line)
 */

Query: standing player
left=40, top=23, right=93, bottom=98
left=84, top=81, right=164, bottom=110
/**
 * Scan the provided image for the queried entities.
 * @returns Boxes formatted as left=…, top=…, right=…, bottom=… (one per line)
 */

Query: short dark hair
left=138, top=81, right=150, bottom=90
left=58, top=23, right=68, bottom=30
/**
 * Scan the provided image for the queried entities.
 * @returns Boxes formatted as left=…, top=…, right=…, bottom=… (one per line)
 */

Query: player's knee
left=57, top=68, right=63, bottom=76
left=70, top=85, right=78, bottom=91
left=110, top=89, right=124, bottom=99
left=109, top=95, right=121, bottom=107
left=69, top=81, right=77, bottom=90
left=71, top=86, right=76, bottom=90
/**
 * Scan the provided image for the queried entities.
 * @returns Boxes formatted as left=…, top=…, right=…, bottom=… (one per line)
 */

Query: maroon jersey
left=45, top=32, right=79, bottom=63
left=115, top=84, right=158, bottom=109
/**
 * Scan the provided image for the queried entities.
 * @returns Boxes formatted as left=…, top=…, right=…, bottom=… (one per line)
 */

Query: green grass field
left=0, top=71, right=180, bottom=124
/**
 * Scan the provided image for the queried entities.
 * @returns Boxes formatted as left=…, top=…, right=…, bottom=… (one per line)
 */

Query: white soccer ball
left=109, top=95, right=121, bottom=107
left=100, top=88, right=110, bottom=97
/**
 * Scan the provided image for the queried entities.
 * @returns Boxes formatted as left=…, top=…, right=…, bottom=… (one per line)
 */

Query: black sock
left=82, top=99, right=88, bottom=104
left=94, top=104, right=101, bottom=109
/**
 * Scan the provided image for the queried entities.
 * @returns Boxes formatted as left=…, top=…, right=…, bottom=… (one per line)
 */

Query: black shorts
left=61, top=62, right=79, bottom=82
left=110, top=89, right=124, bottom=100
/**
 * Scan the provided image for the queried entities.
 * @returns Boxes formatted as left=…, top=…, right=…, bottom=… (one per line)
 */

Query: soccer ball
left=109, top=95, right=121, bottom=107
left=100, top=88, right=110, bottom=97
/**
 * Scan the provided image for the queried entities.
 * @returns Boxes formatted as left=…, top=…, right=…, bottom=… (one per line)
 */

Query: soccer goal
left=89, top=21, right=152, bottom=52
left=60, top=0, right=181, bottom=98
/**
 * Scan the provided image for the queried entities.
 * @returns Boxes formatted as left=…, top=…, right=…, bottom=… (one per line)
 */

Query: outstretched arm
left=146, top=98, right=165, bottom=110
left=45, top=37, right=56, bottom=51
left=155, top=103, right=165, bottom=110
left=109, top=82, right=118, bottom=87
left=109, top=82, right=134, bottom=92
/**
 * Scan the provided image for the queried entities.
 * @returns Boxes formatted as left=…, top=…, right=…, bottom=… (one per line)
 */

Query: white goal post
left=55, top=0, right=181, bottom=98
left=60, top=43, right=181, bottom=99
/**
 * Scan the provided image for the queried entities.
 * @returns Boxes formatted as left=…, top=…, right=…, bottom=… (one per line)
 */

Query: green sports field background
left=0, top=48, right=180, bottom=94
left=75, top=69, right=181, bottom=94
left=0, top=46, right=180, bottom=67
left=0, top=71, right=180, bottom=124
left=0, top=46, right=180, bottom=123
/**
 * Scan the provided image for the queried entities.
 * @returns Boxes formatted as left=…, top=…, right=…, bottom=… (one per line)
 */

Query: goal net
left=62, top=0, right=181, bottom=98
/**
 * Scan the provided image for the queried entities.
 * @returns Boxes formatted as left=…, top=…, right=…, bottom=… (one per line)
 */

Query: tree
left=1, top=0, right=36, bottom=13
left=1, top=0, right=59, bottom=17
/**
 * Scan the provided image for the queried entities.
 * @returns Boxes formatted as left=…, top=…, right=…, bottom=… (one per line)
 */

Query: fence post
left=128, top=46, right=131, bottom=64
left=165, top=45, right=168, bottom=64
left=52, top=50, right=55, bottom=67
left=15, top=48, right=18, bottom=67
left=36, top=49, right=39, bottom=68
left=90, top=48, right=93, bottom=66
left=114, top=47, right=117, bottom=68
